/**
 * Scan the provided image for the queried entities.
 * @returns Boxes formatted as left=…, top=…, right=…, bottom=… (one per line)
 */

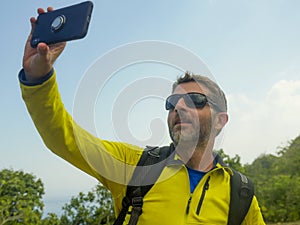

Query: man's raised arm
left=22, top=7, right=66, bottom=83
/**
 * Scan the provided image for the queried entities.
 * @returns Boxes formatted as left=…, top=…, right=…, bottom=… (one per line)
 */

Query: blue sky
left=1, top=0, right=300, bottom=215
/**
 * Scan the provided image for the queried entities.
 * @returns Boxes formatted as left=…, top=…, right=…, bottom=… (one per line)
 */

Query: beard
left=169, top=116, right=213, bottom=151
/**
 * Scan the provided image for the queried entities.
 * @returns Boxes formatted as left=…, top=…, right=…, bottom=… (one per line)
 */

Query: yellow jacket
left=20, top=70, right=265, bottom=225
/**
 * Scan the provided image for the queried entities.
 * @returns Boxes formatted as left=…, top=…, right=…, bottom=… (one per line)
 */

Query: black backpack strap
left=113, top=145, right=173, bottom=225
left=228, top=169, right=254, bottom=225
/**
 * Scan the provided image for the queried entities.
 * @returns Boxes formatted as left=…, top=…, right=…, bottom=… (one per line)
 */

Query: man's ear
left=214, top=112, right=228, bottom=135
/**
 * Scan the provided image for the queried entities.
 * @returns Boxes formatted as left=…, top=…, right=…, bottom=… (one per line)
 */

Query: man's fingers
left=30, top=17, right=36, bottom=24
left=37, top=7, right=54, bottom=14
left=37, top=8, right=46, bottom=14
left=47, top=7, right=54, bottom=12
left=29, top=17, right=36, bottom=35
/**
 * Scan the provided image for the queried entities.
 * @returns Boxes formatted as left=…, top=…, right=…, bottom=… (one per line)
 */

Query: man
left=19, top=7, right=265, bottom=224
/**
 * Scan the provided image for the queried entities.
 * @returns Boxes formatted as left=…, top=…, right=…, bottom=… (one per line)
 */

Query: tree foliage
left=42, top=213, right=60, bottom=225
left=60, top=184, right=115, bottom=225
left=0, top=169, right=44, bottom=225
left=215, top=149, right=245, bottom=173
left=245, top=135, right=300, bottom=223
left=0, top=168, right=115, bottom=225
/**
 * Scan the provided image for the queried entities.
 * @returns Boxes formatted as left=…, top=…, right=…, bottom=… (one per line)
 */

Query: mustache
left=173, top=112, right=192, bottom=124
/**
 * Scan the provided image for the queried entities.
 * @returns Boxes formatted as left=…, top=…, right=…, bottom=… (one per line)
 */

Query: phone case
left=31, top=1, right=93, bottom=48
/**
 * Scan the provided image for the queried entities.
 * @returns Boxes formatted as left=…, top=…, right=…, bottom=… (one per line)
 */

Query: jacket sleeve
left=19, top=69, right=143, bottom=197
left=242, top=195, right=265, bottom=225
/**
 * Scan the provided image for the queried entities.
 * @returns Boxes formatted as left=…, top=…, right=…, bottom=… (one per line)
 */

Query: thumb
left=36, top=43, right=51, bottom=63
left=37, top=43, right=49, bottom=56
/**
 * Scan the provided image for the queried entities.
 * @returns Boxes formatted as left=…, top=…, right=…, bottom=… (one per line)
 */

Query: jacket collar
left=167, top=147, right=233, bottom=175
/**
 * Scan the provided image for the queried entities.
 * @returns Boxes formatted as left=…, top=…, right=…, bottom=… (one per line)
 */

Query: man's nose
left=174, top=97, right=188, bottom=111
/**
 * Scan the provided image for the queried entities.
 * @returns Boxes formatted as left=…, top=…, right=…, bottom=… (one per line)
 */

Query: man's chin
left=171, top=133, right=199, bottom=147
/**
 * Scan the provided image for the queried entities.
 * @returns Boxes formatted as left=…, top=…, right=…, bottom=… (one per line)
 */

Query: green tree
left=277, top=135, right=300, bottom=176
left=215, top=149, right=245, bottom=173
left=0, top=169, right=44, bottom=225
left=42, top=213, right=60, bottom=225
left=245, top=135, right=300, bottom=223
left=60, top=184, right=114, bottom=225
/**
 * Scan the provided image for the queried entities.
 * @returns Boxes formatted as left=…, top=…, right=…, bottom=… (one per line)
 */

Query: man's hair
left=172, top=72, right=227, bottom=112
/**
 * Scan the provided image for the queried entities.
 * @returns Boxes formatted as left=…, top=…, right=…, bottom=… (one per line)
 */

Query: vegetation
left=0, top=135, right=299, bottom=224
left=0, top=169, right=44, bottom=225
left=59, top=185, right=114, bottom=225
left=245, top=135, right=300, bottom=223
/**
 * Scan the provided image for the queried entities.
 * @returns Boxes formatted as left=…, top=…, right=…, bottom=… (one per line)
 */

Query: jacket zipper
left=196, top=176, right=211, bottom=215
left=186, top=193, right=193, bottom=214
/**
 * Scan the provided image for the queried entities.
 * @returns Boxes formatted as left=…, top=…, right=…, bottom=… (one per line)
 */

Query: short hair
left=172, top=72, right=227, bottom=112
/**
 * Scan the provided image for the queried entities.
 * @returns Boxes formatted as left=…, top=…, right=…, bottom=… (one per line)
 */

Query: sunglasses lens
left=165, top=93, right=208, bottom=110
left=187, top=94, right=207, bottom=108
left=165, top=95, right=180, bottom=110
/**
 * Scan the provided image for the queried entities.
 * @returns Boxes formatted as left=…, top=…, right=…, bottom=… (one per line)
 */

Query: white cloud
left=220, top=79, right=300, bottom=164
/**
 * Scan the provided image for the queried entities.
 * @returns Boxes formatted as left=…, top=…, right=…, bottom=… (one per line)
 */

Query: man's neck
left=186, top=149, right=214, bottom=172
left=175, top=139, right=215, bottom=172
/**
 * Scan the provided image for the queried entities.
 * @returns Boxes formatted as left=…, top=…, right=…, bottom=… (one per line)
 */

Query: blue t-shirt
left=186, top=159, right=216, bottom=193
left=186, top=167, right=207, bottom=193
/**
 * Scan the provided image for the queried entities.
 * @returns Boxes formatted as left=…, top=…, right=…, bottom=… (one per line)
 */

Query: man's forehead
left=173, top=81, right=209, bottom=95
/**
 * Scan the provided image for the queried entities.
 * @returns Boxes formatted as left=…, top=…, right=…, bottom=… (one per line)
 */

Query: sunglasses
left=165, top=92, right=220, bottom=111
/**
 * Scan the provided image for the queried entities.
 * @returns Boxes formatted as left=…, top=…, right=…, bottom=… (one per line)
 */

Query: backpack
left=113, top=145, right=254, bottom=225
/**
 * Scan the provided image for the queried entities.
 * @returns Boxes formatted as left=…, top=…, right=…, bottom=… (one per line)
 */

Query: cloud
left=220, top=79, right=300, bottom=164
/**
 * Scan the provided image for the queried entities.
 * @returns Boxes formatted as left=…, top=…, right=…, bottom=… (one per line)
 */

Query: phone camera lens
left=31, top=37, right=40, bottom=47
left=51, top=15, right=66, bottom=32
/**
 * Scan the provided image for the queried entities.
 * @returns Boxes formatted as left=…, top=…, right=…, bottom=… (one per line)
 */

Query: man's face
left=167, top=82, right=214, bottom=148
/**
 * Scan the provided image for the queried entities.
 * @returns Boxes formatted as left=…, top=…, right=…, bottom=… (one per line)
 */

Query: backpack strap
left=228, top=169, right=254, bottom=225
left=113, top=145, right=173, bottom=225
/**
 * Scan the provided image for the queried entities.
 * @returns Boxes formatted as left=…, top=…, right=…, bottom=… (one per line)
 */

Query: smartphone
left=30, top=1, right=93, bottom=48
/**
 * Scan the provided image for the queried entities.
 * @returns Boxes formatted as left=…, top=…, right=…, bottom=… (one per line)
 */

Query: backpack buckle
left=132, top=196, right=143, bottom=207
left=147, top=147, right=160, bottom=158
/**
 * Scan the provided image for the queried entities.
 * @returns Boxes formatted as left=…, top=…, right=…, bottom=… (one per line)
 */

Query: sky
left=1, top=0, right=300, bottom=216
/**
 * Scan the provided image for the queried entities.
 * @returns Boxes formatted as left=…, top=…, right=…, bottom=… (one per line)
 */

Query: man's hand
left=22, top=7, right=66, bottom=82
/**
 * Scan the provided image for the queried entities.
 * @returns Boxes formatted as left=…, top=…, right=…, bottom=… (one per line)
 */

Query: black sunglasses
left=165, top=92, right=220, bottom=111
